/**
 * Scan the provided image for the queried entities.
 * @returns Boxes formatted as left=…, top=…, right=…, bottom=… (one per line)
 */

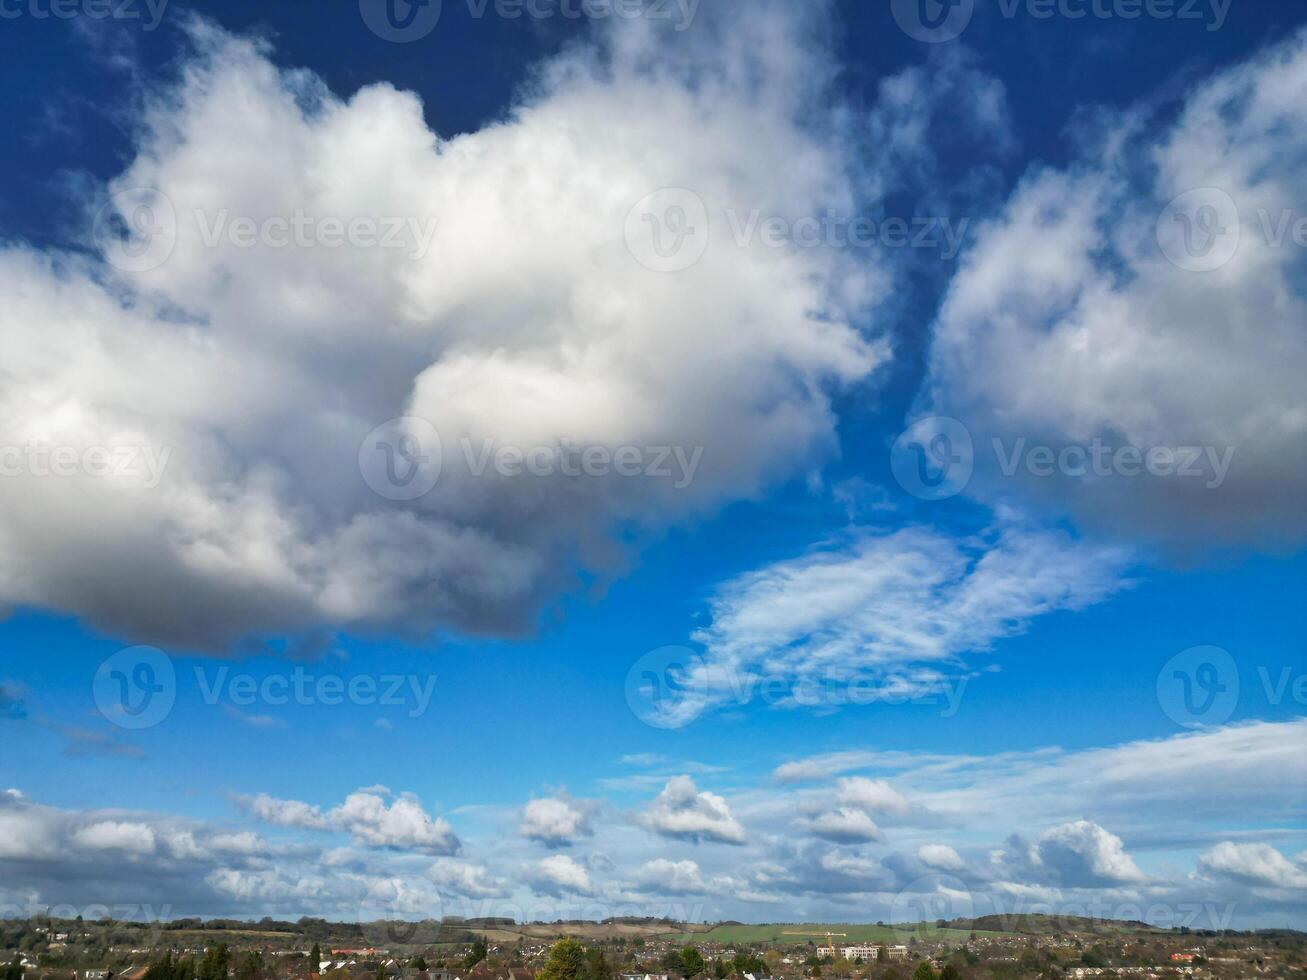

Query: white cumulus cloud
left=638, top=775, right=746, bottom=845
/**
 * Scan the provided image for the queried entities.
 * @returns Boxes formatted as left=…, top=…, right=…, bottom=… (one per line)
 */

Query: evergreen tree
left=199, top=945, right=230, bottom=980
left=679, top=948, right=705, bottom=979
left=463, top=942, right=488, bottom=971
left=537, top=940, right=586, bottom=980
left=582, top=949, right=612, bottom=980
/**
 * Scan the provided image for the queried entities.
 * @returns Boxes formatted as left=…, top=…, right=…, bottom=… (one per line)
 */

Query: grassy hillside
left=658, top=923, right=995, bottom=945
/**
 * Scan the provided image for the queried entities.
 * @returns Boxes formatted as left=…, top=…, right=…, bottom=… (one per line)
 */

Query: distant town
left=2, top=915, right=1302, bottom=980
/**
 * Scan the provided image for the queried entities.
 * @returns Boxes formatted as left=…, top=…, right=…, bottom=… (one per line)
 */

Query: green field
left=660, top=923, right=996, bottom=945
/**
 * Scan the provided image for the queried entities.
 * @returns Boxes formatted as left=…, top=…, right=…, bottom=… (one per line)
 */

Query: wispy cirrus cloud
left=656, top=521, right=1133, bottom=725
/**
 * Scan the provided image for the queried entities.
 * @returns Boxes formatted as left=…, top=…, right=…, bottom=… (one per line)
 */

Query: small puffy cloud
left=918, top=844, right=965, bottom=871
left=835, top=777, right=909, bottom=815
left=239, top=793, right=329, bottom=829
left=428, top=858, right=506, bottom=898
left=773, top=760, right=828, bottom=784
left=240, top=788, right=459, bottom=854
left=639, top=776, right=746, bottom=845
left=805, top=807, right=881, bottom=843
left=206, top=831, right=268, bottom=857
left=801, top=777, right=907, bottom=843
left=329, top=790, right=460, bottom=855
left=206, top=867, right=331, bottom=905
left=518, top=794, right=592, bottom=849
left=1034, top=820, right=1145, bottom=886
left=1198, top=842, right=1307, bottom=890
left=635, top=858, right=706, bottom=895
left=530, top=854, right=594, bottom=896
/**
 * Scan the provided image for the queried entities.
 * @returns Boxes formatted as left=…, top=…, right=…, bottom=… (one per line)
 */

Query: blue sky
left=1, top=0, right=1305, bottom=932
